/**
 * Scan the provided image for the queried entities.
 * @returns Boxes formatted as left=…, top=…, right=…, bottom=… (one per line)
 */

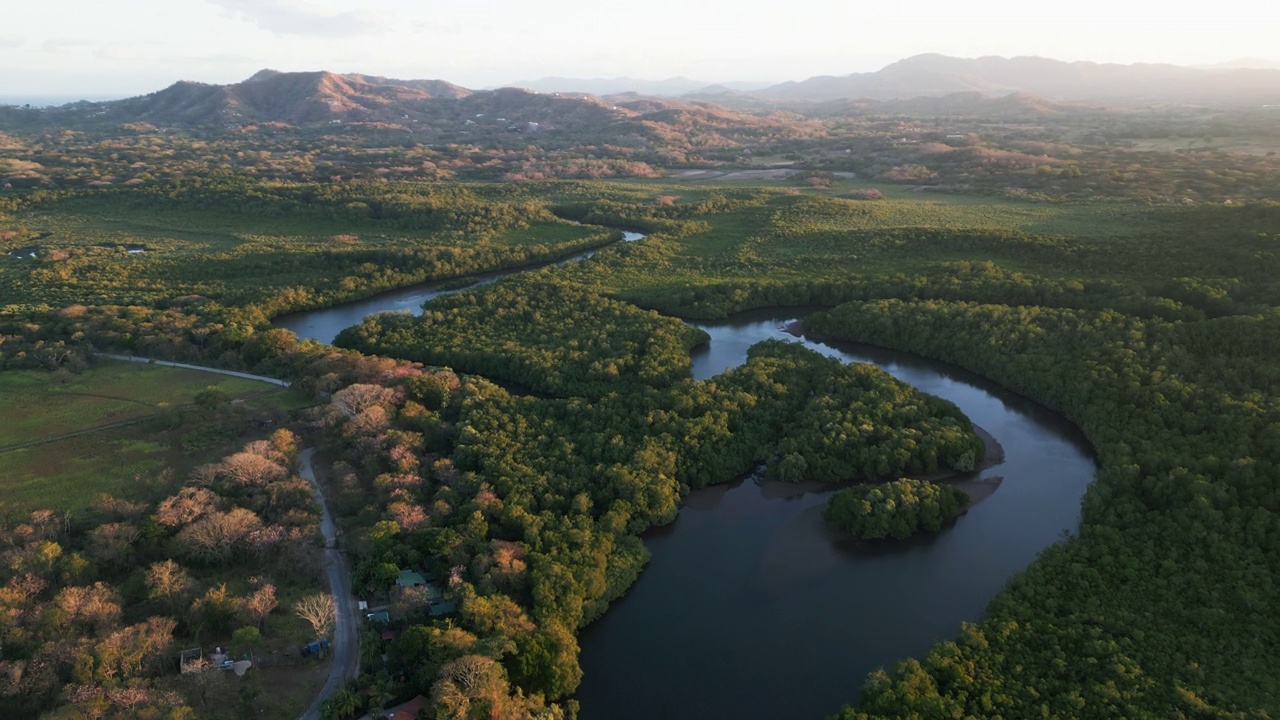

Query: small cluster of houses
left=363, top=569, right=456, bottom=633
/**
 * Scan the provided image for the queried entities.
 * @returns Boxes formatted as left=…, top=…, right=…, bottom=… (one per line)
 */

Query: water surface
left=574, top=309, right=1095, bottom=720
left=268, top=243, right=1095, bottom=720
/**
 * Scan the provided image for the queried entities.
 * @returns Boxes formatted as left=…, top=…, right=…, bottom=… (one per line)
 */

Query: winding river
left=576, top=310, right=1094, bottom=720
left=272, top=234, right=1097, bottom=720
left=273, top=231, right=644, bottom=344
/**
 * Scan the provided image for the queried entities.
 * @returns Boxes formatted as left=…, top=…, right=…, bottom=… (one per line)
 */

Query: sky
left=3, top=0, right=1278, bottom=100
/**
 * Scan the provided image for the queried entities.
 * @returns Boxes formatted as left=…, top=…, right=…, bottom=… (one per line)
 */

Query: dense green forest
left=1, top=174, right=1279, bottom=720
left=824, top=479, right=969, bottom=540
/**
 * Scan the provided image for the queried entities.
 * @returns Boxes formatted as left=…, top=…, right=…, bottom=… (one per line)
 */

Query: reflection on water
left=575, top=308, right=1095, bottom=720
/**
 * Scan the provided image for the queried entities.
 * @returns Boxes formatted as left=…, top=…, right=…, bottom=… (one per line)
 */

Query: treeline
left=807, top=297, right=1280, bottom=717
left=335, top=277, right=709, bottom=398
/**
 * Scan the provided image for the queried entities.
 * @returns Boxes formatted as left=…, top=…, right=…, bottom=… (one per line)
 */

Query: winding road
left=297, top=448, right=361, bottom=720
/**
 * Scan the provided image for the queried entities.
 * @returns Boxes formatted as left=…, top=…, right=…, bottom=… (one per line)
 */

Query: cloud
left=0, top=36, right=22, bottom=49
left=42, top=38, right=93, bottom=53
left=94, top=41, right=163, bottom=62
left=207, top=0, right=389, bottom=38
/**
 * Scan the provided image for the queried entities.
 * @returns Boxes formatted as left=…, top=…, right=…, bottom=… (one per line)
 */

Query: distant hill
left=507, top=76, right=767, bottom=97
left=0, top=70, right=816, bottom=150
left=808, top=91, right=1079, bottom=119
left=102, top=69, right=472, bottom=126
left=755, top=54, right=1280, bottom=104
left=1198, top=58, right=1280, bottom=71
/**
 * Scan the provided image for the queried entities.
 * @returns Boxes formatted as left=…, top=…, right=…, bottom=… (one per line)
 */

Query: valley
left=1, top=52, right=1279, bottom=720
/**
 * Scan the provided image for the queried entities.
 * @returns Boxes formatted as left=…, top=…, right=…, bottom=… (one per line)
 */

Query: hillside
left=806, top=91, right=1079, bottom=119
left=757, top=53, right=1280, bottom=104
left=109, top=69, right=472, bottom=126
left=509, top=76, right=767, bottom=97
left=0, top=69, right=816, bottom=149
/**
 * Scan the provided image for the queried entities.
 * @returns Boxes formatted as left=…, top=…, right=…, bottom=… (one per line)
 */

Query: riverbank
left=273, top=228, right=642, bottom=344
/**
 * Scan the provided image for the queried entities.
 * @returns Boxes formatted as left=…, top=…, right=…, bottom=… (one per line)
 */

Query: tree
left=194, top=385, right=230, bottom=410
left=86, top=522, right=140, bottom=570
left=322, top=687, right=361, bottom=720
left=231, top=626, right=263, bottom=654
left=294, top=593, right=336, bottom=639
left=239, top=582, right=278, bottom=630
left=219, top=452, right=287, bottom=488
left=176, top=508, right=263, bottom=564
left=93, top=616, right=177, bottom=682
left=155, top=487, right=219, bottom=528
left=145, top=560, right=193, bottom=612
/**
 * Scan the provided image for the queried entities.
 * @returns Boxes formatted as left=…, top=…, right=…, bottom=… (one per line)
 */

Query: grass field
left=0, top=362, right=308, bottom=512
left=0, top=362, right=267, bottom=447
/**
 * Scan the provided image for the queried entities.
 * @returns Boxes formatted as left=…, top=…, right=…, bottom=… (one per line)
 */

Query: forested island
left=1, top=83, right=1278, bottom=720
left=824, top=479, right=969, bottom=540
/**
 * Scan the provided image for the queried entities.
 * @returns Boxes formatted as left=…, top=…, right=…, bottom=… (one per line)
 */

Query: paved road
left=100, top=353, right=292, bottom=388
left=298, top=448, right=361, bottom=720
left=97, top=354, right=356, bottom=717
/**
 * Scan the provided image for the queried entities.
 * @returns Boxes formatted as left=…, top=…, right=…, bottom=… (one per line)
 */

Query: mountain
left=807, top=91, right=1078, bottom=119
left=1199, top=58, right=1280, bottom=71
left=507, top=76, right=768, bottom=97
left=100, top=69, right=472, bottom=126
left=755, top=54, right=1280, bottom=104
left=0, top=70, right=819, bottom=151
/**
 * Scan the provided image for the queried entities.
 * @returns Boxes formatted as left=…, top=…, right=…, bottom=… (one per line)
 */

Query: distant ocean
left=0, top=95, right=122, bottom=108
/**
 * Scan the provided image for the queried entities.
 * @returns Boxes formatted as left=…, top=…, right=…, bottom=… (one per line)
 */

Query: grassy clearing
left=0, top=363, right=308, bottom=512
left=0, top=363, right=267, bottom=447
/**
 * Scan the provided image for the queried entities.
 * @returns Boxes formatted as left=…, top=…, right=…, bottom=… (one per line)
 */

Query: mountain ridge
left=752, top=53, right=1280, bottom=103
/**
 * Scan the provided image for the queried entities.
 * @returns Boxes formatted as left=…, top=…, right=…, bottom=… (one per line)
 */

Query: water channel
left=274, top=231, right=643, bottom=344
left=575, top=309, right=1095, bottom=720
left=272, top=232, right=1097, bottom=720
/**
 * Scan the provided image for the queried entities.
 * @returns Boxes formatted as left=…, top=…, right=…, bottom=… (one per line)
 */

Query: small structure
left=385, top=695, right=429, bottom=720
left=429, top=601, right=458, bottom=618
left=396, top=570, right=427, bottom=589
left=300, top=638, right=331, bottom=657
left=179, top=647, right=202, bottom=673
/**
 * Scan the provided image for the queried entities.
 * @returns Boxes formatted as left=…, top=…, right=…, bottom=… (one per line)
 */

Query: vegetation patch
left=823, top=478, right=969, bottom=540
left=0, top=363, right=303, bottom=512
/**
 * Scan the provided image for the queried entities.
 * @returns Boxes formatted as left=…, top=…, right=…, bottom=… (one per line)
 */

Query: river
left=273, top=231, right=643, bottom=345
left=574, top=309, right=1094, bottom=720
left=271, top=236, right=1096, bottom=720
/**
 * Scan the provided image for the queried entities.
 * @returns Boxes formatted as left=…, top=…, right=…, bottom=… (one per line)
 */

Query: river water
left=574, top=309, right=1095, bottom=720
left=271, top=236, right=1096, bottom=720
left=273, top=231, right=643, bottom=345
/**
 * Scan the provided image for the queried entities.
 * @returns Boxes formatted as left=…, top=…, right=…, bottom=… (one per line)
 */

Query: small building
left=396, top=570, right=427, bottom=589
left=385, top=695, right=429, bottom=720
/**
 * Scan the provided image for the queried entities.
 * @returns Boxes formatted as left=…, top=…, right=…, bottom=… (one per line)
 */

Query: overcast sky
left=3, top=0, right=1278, bottom=99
